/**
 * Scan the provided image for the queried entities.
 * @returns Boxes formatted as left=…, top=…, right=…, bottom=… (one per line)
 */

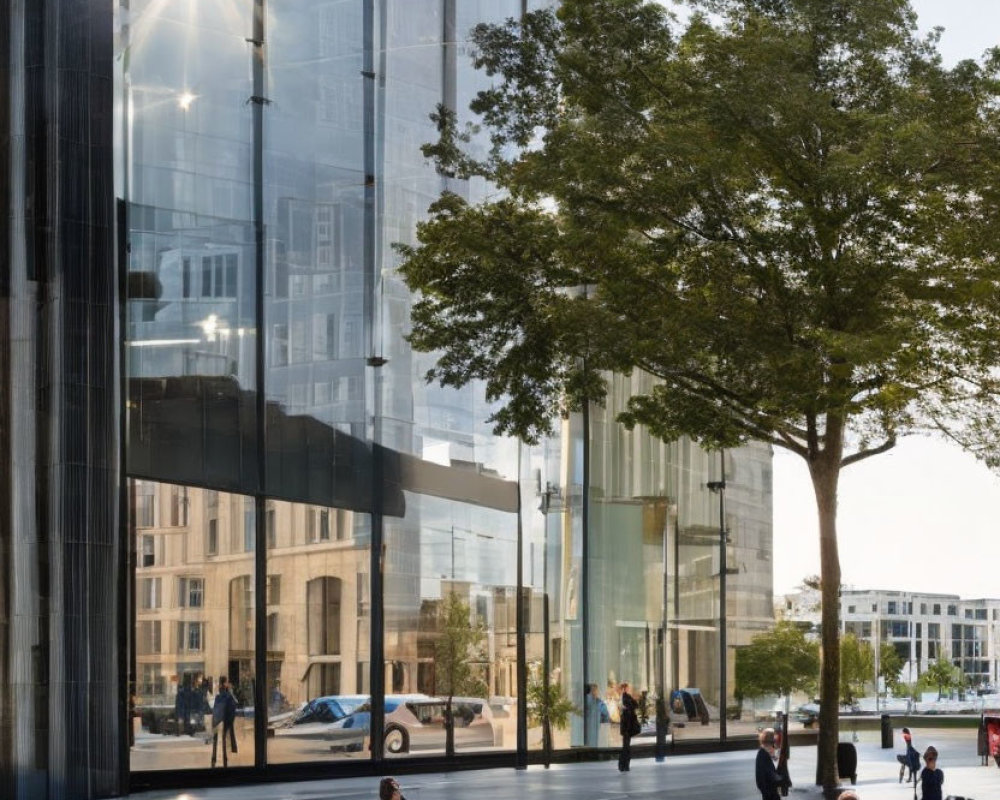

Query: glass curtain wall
left=118, top=0, right=775, bottom=781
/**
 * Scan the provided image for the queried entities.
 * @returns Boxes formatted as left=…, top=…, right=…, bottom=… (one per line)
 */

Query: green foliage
left=839, top=634, right=874, bottom=705
left=526, top=665, right=578, bottom=730
left=879, top=641, right=905, bottom=693
left=434, top=592, right=488, bottom=700
left=398, top=0, right=1000, bottom=785
left=735, top=621, right=820, bottom=699
left=919, top=657, right=960, bottom=699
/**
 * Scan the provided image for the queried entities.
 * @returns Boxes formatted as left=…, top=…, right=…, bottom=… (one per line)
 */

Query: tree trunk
left=446, top=695, right=455, bottom=757
left=809, top=447, right=842, bottom=791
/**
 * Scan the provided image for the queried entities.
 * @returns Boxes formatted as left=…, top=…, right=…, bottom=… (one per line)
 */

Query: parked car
left=326, top=695, right=497, bottom=754
left=795, top=702, right=820, bottom=727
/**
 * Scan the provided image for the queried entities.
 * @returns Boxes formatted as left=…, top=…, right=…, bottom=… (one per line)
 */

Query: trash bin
left=880, top=713, right=892, bottom=749
left=837, top=741, right=858, bottom=784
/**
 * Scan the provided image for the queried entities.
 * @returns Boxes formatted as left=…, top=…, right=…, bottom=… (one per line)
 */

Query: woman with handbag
left=618, top=682, right=640, bottom=772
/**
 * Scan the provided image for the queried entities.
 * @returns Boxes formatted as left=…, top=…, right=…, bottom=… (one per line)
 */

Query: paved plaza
left=129, top=727, right=998, bottom=800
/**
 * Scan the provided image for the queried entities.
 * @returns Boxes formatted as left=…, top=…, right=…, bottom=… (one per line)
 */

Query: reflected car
left=327, top=695, right=497, bottom=754
left=270, top=694, right=370, bottom=737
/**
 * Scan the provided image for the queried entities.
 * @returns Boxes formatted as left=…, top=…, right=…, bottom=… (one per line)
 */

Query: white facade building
left=780, top=588, right=1000, bottom=689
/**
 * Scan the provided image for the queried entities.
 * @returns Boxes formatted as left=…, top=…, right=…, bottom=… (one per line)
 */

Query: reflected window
left=266, top=574, right=281, bottom=605
left=136, top=482, right=156, bottom=527
left=141, top=535, right=156, bottom=568
left=138, top=621, right=162, bottom=655
left=178, top=577, right=204, bottom=608
left=169, top=486, right=189, bottom=526
left=307, top=576, right=341, bottom=655
left=207, top=518, right=218, bottom=556
left=140, top=577, right=162, bottom=610
left=230, top=575, right=254, bottom=652
left=178, top=621, right=204, bottom=652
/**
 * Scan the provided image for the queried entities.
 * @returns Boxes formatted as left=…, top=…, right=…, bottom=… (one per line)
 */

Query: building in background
left=778, top=587, right=1000, bottom=690
left=0, top=1, right=772, bottom=798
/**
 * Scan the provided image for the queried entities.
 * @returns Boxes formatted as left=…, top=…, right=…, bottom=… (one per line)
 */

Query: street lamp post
left=707, top=450, right=728, bottom=741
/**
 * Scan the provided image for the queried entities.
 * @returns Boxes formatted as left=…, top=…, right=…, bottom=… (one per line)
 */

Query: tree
left=525, top=661, right=578, bottom=748
left=839, top=634, right=873, bottom=706
left=735, top=621, right=820, bottom=701
left=397, top=0, right=1000, bottom=787
left=879, top=641, right=905, bottom=695
left=434, top=591, right=488, bottom=757
left=920, top=656, right=960, bottom=700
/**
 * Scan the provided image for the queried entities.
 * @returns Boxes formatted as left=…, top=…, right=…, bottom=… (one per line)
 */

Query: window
left=178, top=621, right=203, bottom=652
left=890, top=621, right=908, bottom=637
left=307, top=576, right=341, bottom=655
left=139, top=663, right=164, bottom=697
left=267, top=507, right=276, bottom=549
left=933, top=603, right=941, bottom=615
left=267, top=574, right=281, bottom=606
left=948, top=605, right=958, bottom=616
left=357, top=573, right=369, bottom=618
left=182, top=257, right=193, bottom=298
left=871, top=604, right=877, bottom=613
left=928, top=623, right=940, bottom=639
left=169, top=485, right=188, bottom=527
left=273, top=323, right=288, bottom=366
left=139, top=577, right=161, bottom=610
left=921, top=603, right=927, bottom=615
left=267, top=613, right=280, bottom=651
left=307, top=508, right=331, bottom=543
left=887, top=601, right=897, bottom=614
left=243, top=498, right=256, bottom=552
left=178, top=577, right=204, bottom=608
left=229, top=575, right=254, bottom=652
left=966, top=609, right=974, bottom=619
left=206, top=518, right=218, bottom=556
left=137, top=620, right=162, bottom=655
left=141, top=535, right=155, bottom=568
left=136, top=482, right=156, bottom=528
left=847, top=605, right=856, bottom=614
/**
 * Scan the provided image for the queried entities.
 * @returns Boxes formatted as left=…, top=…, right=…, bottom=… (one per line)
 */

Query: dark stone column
left=0, top=0, right=121, bottom=798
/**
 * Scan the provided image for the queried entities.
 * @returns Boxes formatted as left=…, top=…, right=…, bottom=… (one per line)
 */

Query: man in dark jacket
left=211, top=675, right=238, bottom=767
left=617, top=682, right=639, bottom=772
left=755, top=728, right=789, bottom=800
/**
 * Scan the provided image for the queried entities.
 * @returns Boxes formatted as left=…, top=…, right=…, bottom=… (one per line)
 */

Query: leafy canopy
left=735, top=621, right=820, bottom=699
left=399, top=0, right=1000, bottom=462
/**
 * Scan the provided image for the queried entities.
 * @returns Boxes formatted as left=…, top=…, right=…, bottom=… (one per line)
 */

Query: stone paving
left=128, top=727, right=999, bottom=800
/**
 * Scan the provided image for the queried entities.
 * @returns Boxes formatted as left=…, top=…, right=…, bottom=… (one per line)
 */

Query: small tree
left=434, top=591, right=488, bottom=756
left=526, top=663, right=577, bottom=750
left=839, top=634, right=874, bottom=706
left=879, top=641, right=905, bottom=695
left=735, top=621, right=820, bottom=704
left=920, top=657, right=960, bottom=700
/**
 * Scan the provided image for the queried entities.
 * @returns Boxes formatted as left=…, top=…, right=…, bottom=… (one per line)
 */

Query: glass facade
left=0, top=0, right=771, bottom=793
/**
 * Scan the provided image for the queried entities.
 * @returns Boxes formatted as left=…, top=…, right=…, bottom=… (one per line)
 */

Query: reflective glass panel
left=130, top=481, right=257, bottom=770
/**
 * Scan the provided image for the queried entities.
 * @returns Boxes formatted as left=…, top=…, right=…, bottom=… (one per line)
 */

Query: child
left=919, top=745, right=944, bottom=800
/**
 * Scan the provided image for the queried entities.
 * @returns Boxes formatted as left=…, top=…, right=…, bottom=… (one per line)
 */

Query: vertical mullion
left=250, top=0, right=268, bottom=770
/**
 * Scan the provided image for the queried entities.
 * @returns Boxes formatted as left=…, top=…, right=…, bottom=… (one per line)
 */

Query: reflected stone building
left=0, top=1, right=773, bottom=798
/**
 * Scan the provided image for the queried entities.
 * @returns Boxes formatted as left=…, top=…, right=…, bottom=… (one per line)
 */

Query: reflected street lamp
left=707, top=449, right=728, bottom=741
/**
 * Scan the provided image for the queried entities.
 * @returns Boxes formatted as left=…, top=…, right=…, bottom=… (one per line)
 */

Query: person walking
left=617, top=681, right=639, bottom=772
left=897, top=727, right=919, bottom=784
left=210, top=675, right=238, bottom=768
left=755, top=728, right=789, bottom=800
left=919, top=746, right=944, bottom=800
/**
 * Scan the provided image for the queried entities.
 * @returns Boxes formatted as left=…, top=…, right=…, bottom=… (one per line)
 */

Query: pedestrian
left=210, top=675, right=238, bottom=768
left=897, top=726, right=919, bottom=783
left=755, top=727, right=789, bottom=800
left=379, top=777, right=406, bottom=800
left=617, top=681, right=639, bottom=772
left=919, top=745, right=944, bottom=800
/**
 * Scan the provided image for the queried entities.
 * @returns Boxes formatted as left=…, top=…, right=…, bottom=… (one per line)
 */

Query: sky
left=771, top=0, right=1000, bottom=598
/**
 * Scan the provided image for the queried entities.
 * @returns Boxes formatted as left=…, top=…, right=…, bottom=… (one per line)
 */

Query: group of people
left=754, top=722, right=946, bottom=800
